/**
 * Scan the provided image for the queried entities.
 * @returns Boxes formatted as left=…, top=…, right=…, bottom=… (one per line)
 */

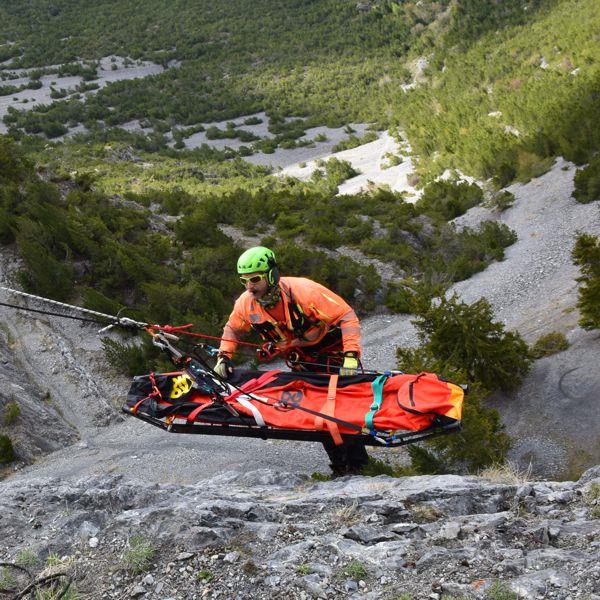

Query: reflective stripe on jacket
left=219, top=277, right=361, bottom=358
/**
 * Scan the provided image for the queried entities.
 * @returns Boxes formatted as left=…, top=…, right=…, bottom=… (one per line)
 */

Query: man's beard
left=257, top=286, right=281, bottom=308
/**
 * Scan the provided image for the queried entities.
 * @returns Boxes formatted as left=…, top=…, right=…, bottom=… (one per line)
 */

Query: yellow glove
left=214, top=355, right=233, bottom=379
left=339, top=352, right=359, bottom=376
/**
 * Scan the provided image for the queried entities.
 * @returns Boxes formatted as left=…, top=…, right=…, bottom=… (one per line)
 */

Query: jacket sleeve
left=296, top=280, right=362, bottom=355
left=218, top=297, right=252, bottom=358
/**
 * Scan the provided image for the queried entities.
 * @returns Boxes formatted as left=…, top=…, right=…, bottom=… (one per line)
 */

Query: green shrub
left=82, top=288, right=123, bottom=315
left=0, top=566, right=15, bottom=591
left=3, top=400, right=20, bottom=425
left=485, top=581, right=518, bottom=600
left=404, top=384, right=512, bottom=473
left=0, top=136, right=32, bottom=182
left=395, top=294, right=526, bottom=473
left=416, top=180, right=484, bottom=221
left=573, top=156, right=600, bottom=204
left=102, top=338, right=154, bottom=377
left=381, top=152, right=402, bottom=169
left=515, top=151, right=554, bottom=183
left=572, top=233, right=600, bottom=330
left=332, top=131, right=377, bottom=152
left=15, top=549, right=39, bottom=567
left=16, top=237, right=75, bottom=301
left=0, top=434, right=16, bottom=464
left=340, top=560, right=368, bottom=580
left=531, top=332, right=569, bottom=359
left=384, top=284, right=415, bottom=314
left=123, top=535, right=157, bottom=573
left=398, top=295, right=531, bottom=391
left=360, top=457, right=415, bottom=477
left=489, top=190, right=516, bottom=212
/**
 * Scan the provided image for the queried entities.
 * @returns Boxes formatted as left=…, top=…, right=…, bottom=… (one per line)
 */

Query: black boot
left=329, top=463, right=348, bottom=478
left=346, top=443, right=369, bottom=475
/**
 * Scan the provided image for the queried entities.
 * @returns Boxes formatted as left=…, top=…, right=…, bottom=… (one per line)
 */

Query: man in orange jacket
left=214, top=246, right=368, bottom=475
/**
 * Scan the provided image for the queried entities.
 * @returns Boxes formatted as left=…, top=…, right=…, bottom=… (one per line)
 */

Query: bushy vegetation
left=488, top=190, right=516, bottom=212
left=395, top=0, right=600, bottom=184
left=397, top=295, right=531, bottom=473
left=2, top=0, right=590, bottom=187
left=0, top=0, right=421, bottom=137
left=123, top=535, right=157, bottom=574
left=531, top=331, right=569, bottom=359
left=0, top=133, right=522, bottom=377
left=398, top=296, right=531, bottom=391
left=416, top=180, right=484, bottom=221
left=572, top=233, right=600, bottom=330
left=2, top=400, right=20, bottom=425
left=0, top=434, right=15, bottom=464
left=573, top=156, right=600, bottom=204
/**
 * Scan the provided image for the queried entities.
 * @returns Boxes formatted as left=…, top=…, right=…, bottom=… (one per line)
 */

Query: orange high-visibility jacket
left=219, top=277, right=361, bottom=358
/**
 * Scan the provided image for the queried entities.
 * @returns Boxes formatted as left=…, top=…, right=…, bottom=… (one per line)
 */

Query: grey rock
left=510, top=568, right=572, bottom=597
left=78, top=520, right=100, bottom=539
left=390, top=523, right=422, bottom=536
left=224, top=551, right=240, bottom=563
left=440, top=582, right=477, bottom=597
left=500, top=558, right=526, bottom=574
left=436, top=521, right=461, bottom=540
left=343, top=524, right=397, bottom=545
left=416, top=547, right=450, bottom=570
left=264, top=575, right=281, bottom=587
left=300, top=573, right=326, bottom=597
left=176, top=552, right=194, bottom=561
left=530, top=524, right=550, bottom=544
left=577, top=465, right=600, bottom=484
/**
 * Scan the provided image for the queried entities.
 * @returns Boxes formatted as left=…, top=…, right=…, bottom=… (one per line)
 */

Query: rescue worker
left=214, top=246, right=369, bottom=475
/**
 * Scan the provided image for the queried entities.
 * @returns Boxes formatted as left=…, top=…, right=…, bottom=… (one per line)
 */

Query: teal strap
left=365, top=375, right=388, bottom=430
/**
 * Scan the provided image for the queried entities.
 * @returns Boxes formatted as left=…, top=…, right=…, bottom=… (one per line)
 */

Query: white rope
left=0, top=285, right=147, bottom=330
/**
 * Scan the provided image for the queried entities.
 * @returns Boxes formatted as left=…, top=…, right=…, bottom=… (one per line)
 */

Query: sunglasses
left=239, top=273, right=268, bottom=285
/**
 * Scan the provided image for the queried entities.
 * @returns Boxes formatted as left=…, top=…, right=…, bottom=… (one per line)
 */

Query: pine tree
left=396, top=294, right=532, bottom=473
left=399, top=295, right=531, bottom=391
left=572, top=233, right=600, bottom=330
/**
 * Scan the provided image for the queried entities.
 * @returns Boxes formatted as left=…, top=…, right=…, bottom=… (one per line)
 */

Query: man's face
left=241, top=271, right=269, bottom=299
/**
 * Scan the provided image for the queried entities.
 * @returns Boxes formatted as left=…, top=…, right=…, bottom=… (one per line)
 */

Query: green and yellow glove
left=339, top=351, right=359, bottom=376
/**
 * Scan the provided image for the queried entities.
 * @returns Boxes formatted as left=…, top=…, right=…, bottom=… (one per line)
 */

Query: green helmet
left=237, top=246, right=277, bottom=275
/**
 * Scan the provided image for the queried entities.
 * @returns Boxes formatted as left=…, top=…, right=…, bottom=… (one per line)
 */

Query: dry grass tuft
left=478, top=461, right=533, bottom=485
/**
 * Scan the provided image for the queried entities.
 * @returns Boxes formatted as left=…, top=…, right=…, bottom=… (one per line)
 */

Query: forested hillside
left=1, top=0, right=598, bottom=187
left=397, top=0, right=600, bottom=183
left=0, top=0, right=545, bottom=134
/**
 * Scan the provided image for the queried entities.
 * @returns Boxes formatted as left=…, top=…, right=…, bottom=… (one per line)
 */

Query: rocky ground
left=0, top=467, right=598, bottom=599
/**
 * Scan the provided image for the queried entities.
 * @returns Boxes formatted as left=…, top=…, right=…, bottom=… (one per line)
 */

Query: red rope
left=148, top=324, right=263, bottom=348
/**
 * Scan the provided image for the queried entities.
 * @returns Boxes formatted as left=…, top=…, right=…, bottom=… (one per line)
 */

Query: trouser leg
left=322, top=438, right=369, bottom=475
left=346, top=442, right=369, bottom=473
left=322, top=438, right=348, bottom=474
